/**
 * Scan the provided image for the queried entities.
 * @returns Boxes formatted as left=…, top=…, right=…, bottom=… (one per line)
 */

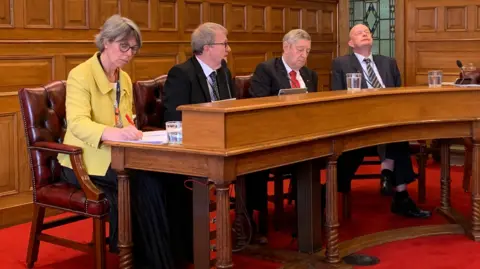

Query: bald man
left=330, top=24, right=431, bottom=219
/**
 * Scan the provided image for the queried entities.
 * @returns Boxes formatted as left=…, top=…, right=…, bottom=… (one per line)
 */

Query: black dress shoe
left=380, top=169, right=394, bottom=196
left=343, top=254, right=380, bottom=266
left=391, top=196, right=431, bottom=218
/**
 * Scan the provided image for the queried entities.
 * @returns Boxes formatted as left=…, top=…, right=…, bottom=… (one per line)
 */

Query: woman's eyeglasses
left=119, top=43, right=139, bottom=54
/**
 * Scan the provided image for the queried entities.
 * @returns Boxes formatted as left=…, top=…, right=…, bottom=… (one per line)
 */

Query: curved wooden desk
left=107, top=85, right=480, bottom=268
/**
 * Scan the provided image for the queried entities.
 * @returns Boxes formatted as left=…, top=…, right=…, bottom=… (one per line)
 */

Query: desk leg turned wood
left=440, top=141, right=451, bottom=212
left=325, top=157, right=340, bottom=264
left=471, top=138, right=480, bottom=240
left=117, top=171, right=133, bottom=269
left=215, top=183, right=233, bottom=268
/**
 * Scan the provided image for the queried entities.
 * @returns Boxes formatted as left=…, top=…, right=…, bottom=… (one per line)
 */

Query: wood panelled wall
left=401, top=0, right=480, bottom=85
left=0, top=0, right=338, bottom=228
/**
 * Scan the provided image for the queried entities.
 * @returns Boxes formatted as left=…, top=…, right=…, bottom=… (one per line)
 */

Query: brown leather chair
left=234, top=74, right=252, bottom=99
left=18, top=81, right=108, bottom=269
left=132, top=75, right=168, bottom=131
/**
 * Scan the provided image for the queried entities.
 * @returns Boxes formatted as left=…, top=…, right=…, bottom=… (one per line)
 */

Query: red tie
left=289, top=70, right=300, bottom=88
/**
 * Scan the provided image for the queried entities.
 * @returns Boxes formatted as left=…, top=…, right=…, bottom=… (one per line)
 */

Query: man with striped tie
left=330, top=23, right=431, bottom=219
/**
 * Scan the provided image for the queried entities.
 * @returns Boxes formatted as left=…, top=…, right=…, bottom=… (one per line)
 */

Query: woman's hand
left=102, top=125, right=143, bottom=141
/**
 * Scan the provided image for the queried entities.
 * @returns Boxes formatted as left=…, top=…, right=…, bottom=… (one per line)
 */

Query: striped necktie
left=208, top=71, right=220, bottom=101
left=363, top=58, right=383, bottom=88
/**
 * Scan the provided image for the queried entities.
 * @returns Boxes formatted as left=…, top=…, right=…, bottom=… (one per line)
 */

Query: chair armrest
left=30, top=141, right=104, bottom=201
left=30, top=141, right=82, bottom=154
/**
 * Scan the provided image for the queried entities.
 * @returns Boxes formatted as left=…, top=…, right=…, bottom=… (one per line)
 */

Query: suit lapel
left=216, top=67, right=230, bottom=100
left=275, top=58, right=292, bottom=89
left=299, top=68, right=314, bottom=91
left=373, top=55, right=388, bottom=86
left=191, top=57, right=212, bottom=102
left=350, top=54, right=368, bottom=89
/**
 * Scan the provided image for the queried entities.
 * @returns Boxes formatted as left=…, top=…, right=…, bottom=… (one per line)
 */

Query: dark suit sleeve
left=163, top=66, right=190, bottom=122
left=249, top=62, right=272, bottom=97
left=391, top=58, right=402, bottom=87
left=330, top=59, right=345, bottom=90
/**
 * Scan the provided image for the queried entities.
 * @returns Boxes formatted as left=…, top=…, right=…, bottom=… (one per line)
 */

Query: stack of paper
left=109, top=130, right=168, bottom=144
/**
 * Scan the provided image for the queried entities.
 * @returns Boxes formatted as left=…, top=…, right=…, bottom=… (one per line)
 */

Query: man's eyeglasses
left=119, top=42, right=139, bottom=54
left=210, top=41, right=229, bottom=48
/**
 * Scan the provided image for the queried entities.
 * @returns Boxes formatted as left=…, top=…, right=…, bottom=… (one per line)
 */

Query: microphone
left=221, top=59, right=233, bottom=99
left=455, top=60, right=470, bottom=84
left=457, top=60, right=465, bottom=77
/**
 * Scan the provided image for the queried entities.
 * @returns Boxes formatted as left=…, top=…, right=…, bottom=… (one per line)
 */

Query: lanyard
left=114, top=78, right=123, bottom=128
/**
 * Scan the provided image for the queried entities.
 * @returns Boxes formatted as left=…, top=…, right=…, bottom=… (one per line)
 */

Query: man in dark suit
left=247, top=29, right=318, bottom=243
left=250, top=29, right=318, bottom=97
left=163, top=24, right=234, bottom=121
left=331, top=23, right=431, bottom=219
left=162, top=22, right=234, bottom=267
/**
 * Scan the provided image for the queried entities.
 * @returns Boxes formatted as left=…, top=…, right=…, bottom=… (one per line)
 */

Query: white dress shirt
left=354, top=53, right=385, bottom=88
left=196, top=56, right=217, bottom=100
left=282, top=56, right=306, bottom=88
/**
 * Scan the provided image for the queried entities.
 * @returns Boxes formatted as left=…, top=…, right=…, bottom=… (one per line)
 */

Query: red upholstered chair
left=19, top=81, right=108, bottom=269
left=132, top=75, right=168, bottom=131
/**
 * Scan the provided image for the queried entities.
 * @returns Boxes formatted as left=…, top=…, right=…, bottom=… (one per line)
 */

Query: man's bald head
left=348, top=24, right=373, bottom=52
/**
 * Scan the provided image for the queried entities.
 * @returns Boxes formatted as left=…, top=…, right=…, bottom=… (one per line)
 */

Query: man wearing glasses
left=164, top=22, right=234, bottom=121
left=162, top=22, right=235, bottom=266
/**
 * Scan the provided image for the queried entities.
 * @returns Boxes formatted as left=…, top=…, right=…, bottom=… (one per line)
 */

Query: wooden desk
left=107, top=85, right=480, bottom=268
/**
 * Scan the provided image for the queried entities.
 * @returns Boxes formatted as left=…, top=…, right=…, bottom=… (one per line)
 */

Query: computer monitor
left=278, top=88, right=308, bottom=96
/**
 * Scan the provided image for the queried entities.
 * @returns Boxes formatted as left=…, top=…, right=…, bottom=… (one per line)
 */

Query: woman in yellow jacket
left=57, top=15, right=173, bottom=269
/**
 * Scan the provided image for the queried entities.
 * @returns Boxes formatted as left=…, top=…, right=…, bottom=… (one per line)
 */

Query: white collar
left=281, top=56, right=299, bottom=74
left=354, top=53, right=373, bottom=64
left=196, top=56, right=215, bottom=77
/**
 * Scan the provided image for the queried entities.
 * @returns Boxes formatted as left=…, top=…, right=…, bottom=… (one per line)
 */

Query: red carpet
left=0, top=158, right=477, bottom=268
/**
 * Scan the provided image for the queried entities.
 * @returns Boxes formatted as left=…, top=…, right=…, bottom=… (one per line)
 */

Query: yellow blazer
left=58, top=52, right=134, bottom=176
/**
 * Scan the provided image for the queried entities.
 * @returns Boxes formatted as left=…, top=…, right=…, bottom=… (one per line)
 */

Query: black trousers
left=244, top=170, right=270, bottom=236
left=61, top=167, right=175, bottom=269
left=336, top=142, right=416, bottom=193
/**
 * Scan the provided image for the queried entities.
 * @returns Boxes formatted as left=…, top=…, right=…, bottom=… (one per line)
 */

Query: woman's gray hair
left=95, top=15, right=142, bottom=52
left=191, top=22, right=228, bottom=55
left=283, top=29, right=311, bottom=45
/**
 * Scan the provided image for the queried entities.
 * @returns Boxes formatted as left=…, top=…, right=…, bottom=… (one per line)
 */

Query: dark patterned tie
left=363, top=58, right=383, bottom=88
left=208, top=71, right=220, bottom=101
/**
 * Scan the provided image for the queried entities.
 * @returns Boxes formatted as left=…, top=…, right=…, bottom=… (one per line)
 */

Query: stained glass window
left=349, top=0, right=395, bottom=57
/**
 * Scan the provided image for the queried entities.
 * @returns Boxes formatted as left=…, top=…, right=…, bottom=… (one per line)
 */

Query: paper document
left=110, top=130, right=168, bottom=144
left=454, top=84, right=480, bottom=88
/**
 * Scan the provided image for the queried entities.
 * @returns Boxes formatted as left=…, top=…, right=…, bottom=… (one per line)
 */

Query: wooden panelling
left=404, top=0, right=480, bottom=85
left=0, top=0, right=13, bottom=28
left=0, top=0, right=338, bottom=227
left=231, top=4, right=247, bottom=32
left=157, top=0, right=177, bottom=31
left=0, top=113, right=17, bottom=196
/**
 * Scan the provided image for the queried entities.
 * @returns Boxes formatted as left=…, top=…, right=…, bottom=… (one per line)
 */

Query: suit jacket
left=330, top=54, right=401, bottom=90
left=163, top=56, right=235, bottom=122
left=249, top=57, right=318, bottom=97
left=58, top=52, right=134, bottom=176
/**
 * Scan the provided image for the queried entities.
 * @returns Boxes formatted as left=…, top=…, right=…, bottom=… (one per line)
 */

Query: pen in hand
left=125, top=114, right=135, bottom=126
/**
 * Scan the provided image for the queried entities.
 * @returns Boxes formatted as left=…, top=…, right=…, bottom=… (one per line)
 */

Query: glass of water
left=428, top=70, right=443, bottom=88
left=165, top=121, right=182, bottom=144
left=346, top=73, right=362, bottom=92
